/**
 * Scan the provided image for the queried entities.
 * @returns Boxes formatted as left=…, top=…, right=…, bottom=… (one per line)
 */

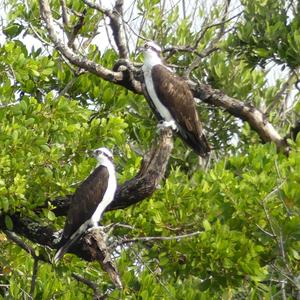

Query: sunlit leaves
left=229, top=0, right=300, bottom=68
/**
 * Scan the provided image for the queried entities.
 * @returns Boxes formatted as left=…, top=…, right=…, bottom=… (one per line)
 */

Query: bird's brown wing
left=150, top=65, right=210, bottom=156
left=60, top=165, right=109, bottom=243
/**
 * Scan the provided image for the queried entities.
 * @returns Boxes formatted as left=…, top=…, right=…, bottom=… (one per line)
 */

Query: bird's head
left=92, top=147, right=113, bottom=163
left=139, top=41, right=162, bottom=61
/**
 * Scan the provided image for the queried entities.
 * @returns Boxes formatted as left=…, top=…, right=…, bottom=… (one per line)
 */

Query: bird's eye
left=145, top=43, right=149, bottom=49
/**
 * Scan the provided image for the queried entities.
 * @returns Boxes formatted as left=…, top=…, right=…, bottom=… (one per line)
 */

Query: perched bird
left=54, top=147, right=117, bottom=263
left=141, top=41, right=210, bottom=157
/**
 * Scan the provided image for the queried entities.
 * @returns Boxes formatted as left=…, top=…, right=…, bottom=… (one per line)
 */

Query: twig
left=82, top=16, right=102, bottom=49
left=67, top=8, right=87, bottom=50
left=60, top=0, right=69, bottom=27
left=274, top=159, right=290, bottom=215
left=256, top=224, right=276, bottom=237
left=162, top=11, right=241, bottom=58
left=184, top=0, right=239, bottom=78
left=130, top=247, right=174, bottom=299
left=271, top=263, right=299, bottom=288
left=194, top=11, right=242, bottom=50
left=4, top=230, right=48, bottom=262
left=266, top=71, right=297, bottom=114
left=259, top=182, right=295, bottom=288
left=29, top=259, right=39, bottom=299
left=57, top=70, right=85, bottom=98
left=72, top=273, right=104, bottom=299
left=28, top=23, right=52, bottom=46
left=103, top=222, right=135, bottom=235
left=111, top=230, right=203, bottom=249
left=259, top=181, right=286, bottom=240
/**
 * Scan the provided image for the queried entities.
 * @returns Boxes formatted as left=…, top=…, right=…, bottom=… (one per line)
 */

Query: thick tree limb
left=190, top=82, right=288, bottom=151
left=83, top=229, right=122, bottom=289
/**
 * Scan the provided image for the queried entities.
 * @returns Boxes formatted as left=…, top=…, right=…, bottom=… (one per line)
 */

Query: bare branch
left=266, top=72, right=297, bottom=114
left=29, top=259, right=39, bottom=299
left=67, top=9, right=87, bottom=49
left=111, top=230, right=203, bottom=249
left=4, top=230, right=49, bottom=263
left=83, top=0, right=128, bottom=59
left=72, top=273, right=104, bottom=299
left=59, top=0, right=69, bottom=27
left=184, top=3, right=240, bottom=78
left=190, top=82, right=288, bottom=152
left=195, top=11, right=242, bottom=50
left=108, top=127, right=174, bottom=210
left=39, top=0, right=123, bottom=83
left=163, top=12, right=241, bottom=60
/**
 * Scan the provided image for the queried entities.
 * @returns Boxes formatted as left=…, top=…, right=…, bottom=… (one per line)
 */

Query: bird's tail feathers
left=179, top=127, right=210, bottom=157
left=53, top=221, right=90, bottom=263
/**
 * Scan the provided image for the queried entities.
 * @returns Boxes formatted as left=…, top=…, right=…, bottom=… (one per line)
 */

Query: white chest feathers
left=142, top=65, right=174, bottom=123
left=90, top=159, right=117, bottom=227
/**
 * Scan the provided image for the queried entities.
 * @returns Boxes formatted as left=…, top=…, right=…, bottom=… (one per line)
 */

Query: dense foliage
left=0, top=0, right=299, bottom=298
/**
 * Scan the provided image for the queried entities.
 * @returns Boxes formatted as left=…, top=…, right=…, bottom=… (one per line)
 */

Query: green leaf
left=203, top=219, right=211, bottom=231
left=4, top=215, right=13, bottom=230
left=3, top=23, right=24, bottom=38
left=47, top=211, right=56, bottom=221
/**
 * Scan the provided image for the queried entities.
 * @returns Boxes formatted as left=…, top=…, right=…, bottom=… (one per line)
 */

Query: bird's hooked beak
left=92, top=149, right=101, bottom=158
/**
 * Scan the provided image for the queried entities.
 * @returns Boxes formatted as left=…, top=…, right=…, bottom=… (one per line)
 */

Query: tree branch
left=83, top=228, right=122, bottom=289
left=111, top=230, right=203, bottom=248
left=39, top=0, right=123, bottom=83
left=3, top=230, right=49, bottom=262
left=190, top=82, right=288, bottom=152
left=29, top=259, right=39, bottom=299
left=82, top=0, right=128, bottom=59
left=72, top=273, right=105, bottom=300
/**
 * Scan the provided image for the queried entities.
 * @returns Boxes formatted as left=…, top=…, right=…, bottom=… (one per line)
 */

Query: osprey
left=54, top=147, right=117, bottom=263
left=141, top=41, right=210, bottom=157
